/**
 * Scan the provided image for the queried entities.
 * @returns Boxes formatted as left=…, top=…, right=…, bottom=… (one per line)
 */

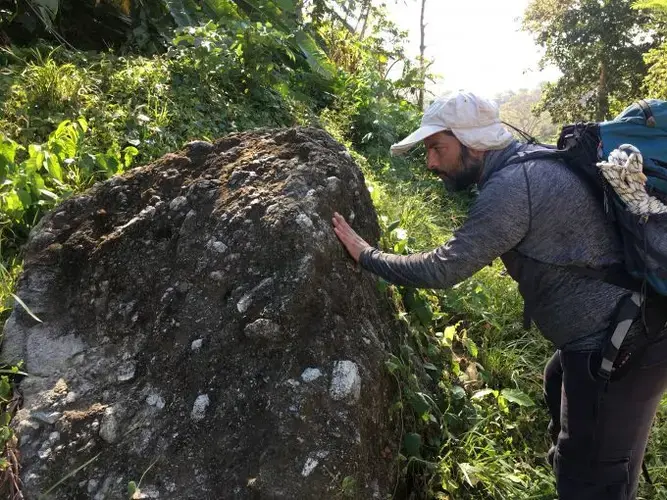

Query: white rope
left=596, top=144, right=667, bottom=216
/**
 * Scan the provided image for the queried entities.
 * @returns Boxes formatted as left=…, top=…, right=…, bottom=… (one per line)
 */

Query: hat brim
left=451, top=122, right=514, bottom=151
left=390, top=125, right=448, bottom=156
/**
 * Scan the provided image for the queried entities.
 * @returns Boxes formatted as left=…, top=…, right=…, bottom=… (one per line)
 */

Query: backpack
left=503, top=99, right=667, bottom=379
left=505, top=99, right=667, bottom=296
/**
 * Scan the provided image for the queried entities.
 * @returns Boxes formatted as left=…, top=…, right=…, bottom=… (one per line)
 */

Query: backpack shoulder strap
left=502, top=147, right=606, bottom=204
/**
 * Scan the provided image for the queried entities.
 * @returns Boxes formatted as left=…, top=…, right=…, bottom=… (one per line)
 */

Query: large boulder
left=2, top=128, right=402, bottom=499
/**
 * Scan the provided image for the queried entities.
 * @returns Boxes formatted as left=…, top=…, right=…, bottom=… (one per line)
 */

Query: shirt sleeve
left=359, top=166, right=531, bottom=289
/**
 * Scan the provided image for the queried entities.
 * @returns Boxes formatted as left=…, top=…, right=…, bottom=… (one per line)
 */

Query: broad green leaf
left=403, top=432, right=421, bottom=458
left=500, top=388, right=535, bottom=407
left=122, top=146, right=139, bottom=168
left=164, top=0, right=196, bottom=27
left=0, top=137, right=21, bottom=181
left=294, top=31, right=334, bottom=79
left=403, top=290, right=433, bottom=327
left=341, top=475, right=356, bottom=496
left=451, top=385, right=466, bottom=400
left=1, top=191, right=22, bottom=214
left=128, top=481, right=138, bottom=497
left=0, top=376, right=10, bottom=400
left=53, top=119, right=72, bottom=138
left=463, top=337, right=478, bottom=358
left=32, top=173, right=46, bottom=192
left=25, top=145, right=44, bottom=176
left=409, top=392, right=431, bottom=416
left=34, top=0, right=59, bottom=27
left=443, top=325, right=457, bottom=344
left=384, top=355, right=401, bottom=375
left=45, top=153, right=63, bottom=182
left=77, top=117, right=88, bottom=133
left=386, top=219, right=401, bottom=232
left=273, top=0, right=296, bottom=13
left=16, top=189, right=32, bottom=208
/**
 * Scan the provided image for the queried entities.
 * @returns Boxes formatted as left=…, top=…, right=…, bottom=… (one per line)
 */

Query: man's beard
left=440, top=146, right=484, bottom=192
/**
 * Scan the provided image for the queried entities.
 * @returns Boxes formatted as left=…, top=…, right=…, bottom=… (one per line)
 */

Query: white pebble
left=329, top=361, right=361, bottom=402
left=301, top=368, right=323, bottom=383
left=191, top=339, right=203, bottom=351
left=191, top=394, right=210, bottom=422
left=301, top=457, right=319, bottom=477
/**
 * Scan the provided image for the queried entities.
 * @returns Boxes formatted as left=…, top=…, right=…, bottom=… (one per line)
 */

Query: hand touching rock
left=332, top=212, right=371, bottom=263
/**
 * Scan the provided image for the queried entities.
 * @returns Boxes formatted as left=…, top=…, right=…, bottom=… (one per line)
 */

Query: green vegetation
left=1, top=0, right=667, bottom=498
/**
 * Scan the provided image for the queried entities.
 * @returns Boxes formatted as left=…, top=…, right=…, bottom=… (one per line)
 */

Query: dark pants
left=544, top=334, right=667, bottom=499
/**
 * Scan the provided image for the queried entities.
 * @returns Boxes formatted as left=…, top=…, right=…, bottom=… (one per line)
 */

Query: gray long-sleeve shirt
left=360, top=141, right=632, bottom=348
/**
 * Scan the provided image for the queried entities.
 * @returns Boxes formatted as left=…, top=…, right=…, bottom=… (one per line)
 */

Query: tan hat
left=390, top=91, right=514, bottom=156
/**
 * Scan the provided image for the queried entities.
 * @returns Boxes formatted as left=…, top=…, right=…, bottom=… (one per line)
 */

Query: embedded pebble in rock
left=209, top=271, right=224, bottom=282
left=146, top=393, right=166, bottom=409
left=296, top=213, right=314, bottom=230
left=87, top=479, right=99, bottom=494
left=191, top=394, right=210, bottom=422
left=301, top=457, right=319, bottom=477
left=329, top=360, right=361, bottom=402
left=32, top=411, right=61, bottom=425
left=236, top=278, right=274, bottom=314
left=116, top=362, right=136, bottom=382
left=191, top=339, right=203, bottom=351
left=169, top=196, right=188, bottom=211
left=244, top=318, right=281, bottom=341
left=99, top=408, right=119, bottom=444
left=301, top=368, right=323, bottom=383
left=38, top=446, right=51, bottom=460
left=236, top=294, right=252, bottom=314
left=213, top=242, right=228, bottom=254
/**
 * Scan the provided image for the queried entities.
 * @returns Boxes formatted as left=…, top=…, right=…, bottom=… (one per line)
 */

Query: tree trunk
left=359, top=0, right=371, bottom=38
left=596, top=59, right=609, bottom=122
left=417, top=0, right=427, bottom=110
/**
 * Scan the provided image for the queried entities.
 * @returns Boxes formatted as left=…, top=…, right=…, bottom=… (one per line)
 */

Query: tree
left=632, top=0, right=667, bottom=98
left=523, top=0, right=656, bottom=122
left=498, top=88, right=560, bottom=143
left=417, top=0, right=426, bottom=110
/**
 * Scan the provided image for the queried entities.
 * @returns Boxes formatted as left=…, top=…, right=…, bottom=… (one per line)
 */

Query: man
left=332, top=91, right=667, bottom=499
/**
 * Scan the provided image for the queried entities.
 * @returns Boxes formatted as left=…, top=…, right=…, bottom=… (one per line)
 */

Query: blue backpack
left=506, top=99, right=667, bottom=297
left=504, top=100, right=667, bottom=380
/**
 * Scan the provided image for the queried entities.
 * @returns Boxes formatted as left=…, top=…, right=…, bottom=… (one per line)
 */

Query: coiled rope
left=597, top=144, right=667, bottom=216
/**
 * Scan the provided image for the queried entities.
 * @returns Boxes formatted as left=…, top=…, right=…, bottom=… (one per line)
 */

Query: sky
left=384, top=0, right=562, bottom=98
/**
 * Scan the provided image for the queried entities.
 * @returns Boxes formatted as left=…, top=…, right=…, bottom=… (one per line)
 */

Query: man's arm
left=357, top=167, right=531, bottom=289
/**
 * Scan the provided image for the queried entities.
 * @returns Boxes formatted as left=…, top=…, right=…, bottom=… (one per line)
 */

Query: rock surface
left=2, top=128, right=401, bottom=499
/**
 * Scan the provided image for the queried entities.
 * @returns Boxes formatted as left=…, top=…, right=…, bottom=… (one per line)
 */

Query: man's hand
left=332, top=212, right=372, bottom=263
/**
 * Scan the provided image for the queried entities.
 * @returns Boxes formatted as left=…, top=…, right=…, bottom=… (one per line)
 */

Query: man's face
left=424, top=131, right=484, bottom=192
